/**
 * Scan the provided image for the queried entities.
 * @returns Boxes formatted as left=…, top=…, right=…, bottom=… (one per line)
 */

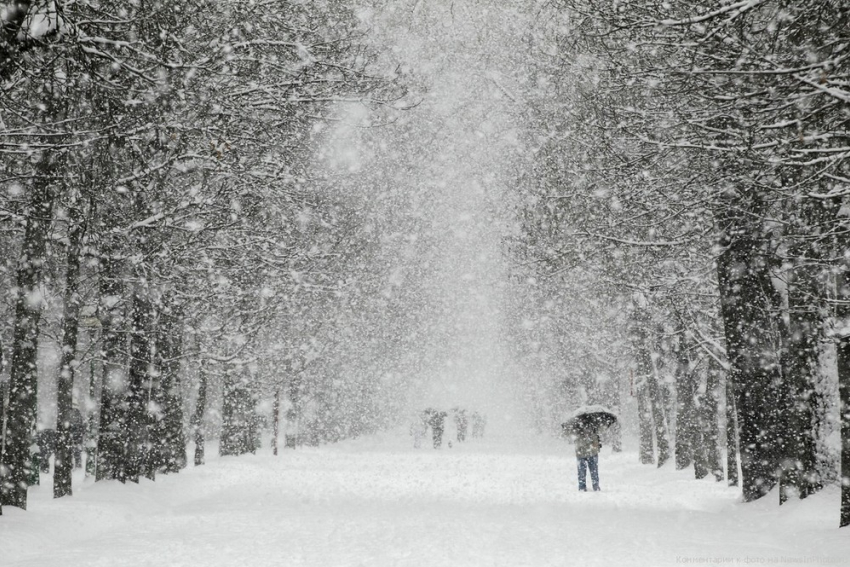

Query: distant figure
left=453, top=408, right=468, bottom=442
left=410, top=412, right=429, bottom=448
left=428, top=409, right=447, bottom=449
left=471, top=412, right=487, bottom=438
left=572, top=424, right=601, bottom=492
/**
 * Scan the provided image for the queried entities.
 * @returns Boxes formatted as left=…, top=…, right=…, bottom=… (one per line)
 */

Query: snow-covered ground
left=2, top=431, right=848, bottom=566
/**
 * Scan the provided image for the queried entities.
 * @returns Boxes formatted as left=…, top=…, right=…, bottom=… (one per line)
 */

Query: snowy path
left=2, top=433, right=847, bottom=567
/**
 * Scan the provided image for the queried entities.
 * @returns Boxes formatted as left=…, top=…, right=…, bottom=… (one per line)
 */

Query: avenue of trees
left=508, top=0, right=850, bottom=526
left=3, top=0, right=849, bottom=533
left=0, top=0, right=407, bottom=513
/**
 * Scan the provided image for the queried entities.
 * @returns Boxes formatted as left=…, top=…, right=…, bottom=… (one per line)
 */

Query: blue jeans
left=577, top=454, right=600, bottom=491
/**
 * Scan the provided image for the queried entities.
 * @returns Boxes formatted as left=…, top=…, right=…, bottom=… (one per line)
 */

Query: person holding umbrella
left=563, top=405, right=617, bottom=492
left=572, top=422, right=602, bottom=491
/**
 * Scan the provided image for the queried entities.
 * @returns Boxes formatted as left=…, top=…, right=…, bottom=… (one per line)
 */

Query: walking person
left=563, top=405, right=616, bottom=492
left=428, top=409, right=446, bottom=449
left=453, top=408, right=468, bottom=442
left=572, top=423, right=601, bottom=492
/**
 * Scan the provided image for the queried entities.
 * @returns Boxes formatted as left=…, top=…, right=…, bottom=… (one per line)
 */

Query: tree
left=53, top=193, right=87, bottom=498
left=1, top=158, right=56, bottom=509
left=630, top=307, right=671, bottom=467
left=531, top=0, right=848, bottom=509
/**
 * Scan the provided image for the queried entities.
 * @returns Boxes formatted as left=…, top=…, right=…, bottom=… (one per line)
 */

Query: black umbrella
left=562, top=405, right=618, bottom=435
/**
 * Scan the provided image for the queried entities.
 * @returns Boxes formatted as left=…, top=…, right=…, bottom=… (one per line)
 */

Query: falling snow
left=1, top=0, right=850, bottom=564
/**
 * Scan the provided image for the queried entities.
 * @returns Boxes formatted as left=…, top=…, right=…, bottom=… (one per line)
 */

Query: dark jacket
left=572, top=429, right=600, bottom=459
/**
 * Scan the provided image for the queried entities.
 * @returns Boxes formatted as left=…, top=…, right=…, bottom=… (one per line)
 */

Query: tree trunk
left=631, top=312, right=670, bottom=466
left=836, top=266, right=850, bottom=527
left=95, top=249, right=127, bottom=483
left=155, top=302, right=186, bottom=473
left=674, top=332, right=694, bottom=471
left=611, top=408, right=623, bottom=453
left=192, top=358, right=208, bottom=466
left=647, top=357, right=671, bottom=467
left=85, top=329, right=99, bottom=478
left=716, top=189, right=784, bottom=501
left=725, top=373, right=740, bottom=487
left=779, top=281, right=822, bottom=504
left=272, top=387, right=281, bottom=456
left=54, top=200, right=87, bottom=498
left=778, top=201, right=827, bottom=503
left=0, top=173, right=55, bottom=510
left=636, top=383, right=654, bottom=464
left=145, top=321, right=165, bottom=478
left=702, top=358, right=724, bottom=481
left=126, top=288, right=154, bottom=483
left=220, top=367, right=257, bottom=456
left=691, top=415, right=709, bottom=480
left=0, top=366, right=6, bottom=516
left=674, top=331, right=709, bottom=479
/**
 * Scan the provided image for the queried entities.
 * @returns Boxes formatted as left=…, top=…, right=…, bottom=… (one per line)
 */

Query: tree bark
left=778, top=198, right=828, bottom=503
left=191, top=357, right=208, bottom=467
left=647, top=356, right=671, bottom=467
left=779, top=274, right=823, bottom=504
left=610, top=404, right=623, bottom=453
left=84, top=329, right=99, bottom=478
left=836, top=266, right=850, bottom=527
left=0, top=172, right=54, bottom=510
left=691, top=415, right=709, bottom=480
left=702, top=358, right=724, bottom=481
left=0, top=361, right=6, bottom=516
left=155, top=303, right=186, bottom=473
left=636, top=384, right=654, bottom=464
left=674, top=332, right=694, bottom=471
left=272, top=387, right=281, bottom=456
left=126, top=288, right=154, bottom=483
left=725, top=373, right=740, bottom=487
left=95, top=248, right=127, bottom=483
left=716, top=189, right=783, bottom=501
left=220, top=367, right=256, bottom=456
left=674, top=330, right=709, bottom=479
left=54, top=199, right=87, bottom=498
left=631, top=312, right=670, bottom=466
